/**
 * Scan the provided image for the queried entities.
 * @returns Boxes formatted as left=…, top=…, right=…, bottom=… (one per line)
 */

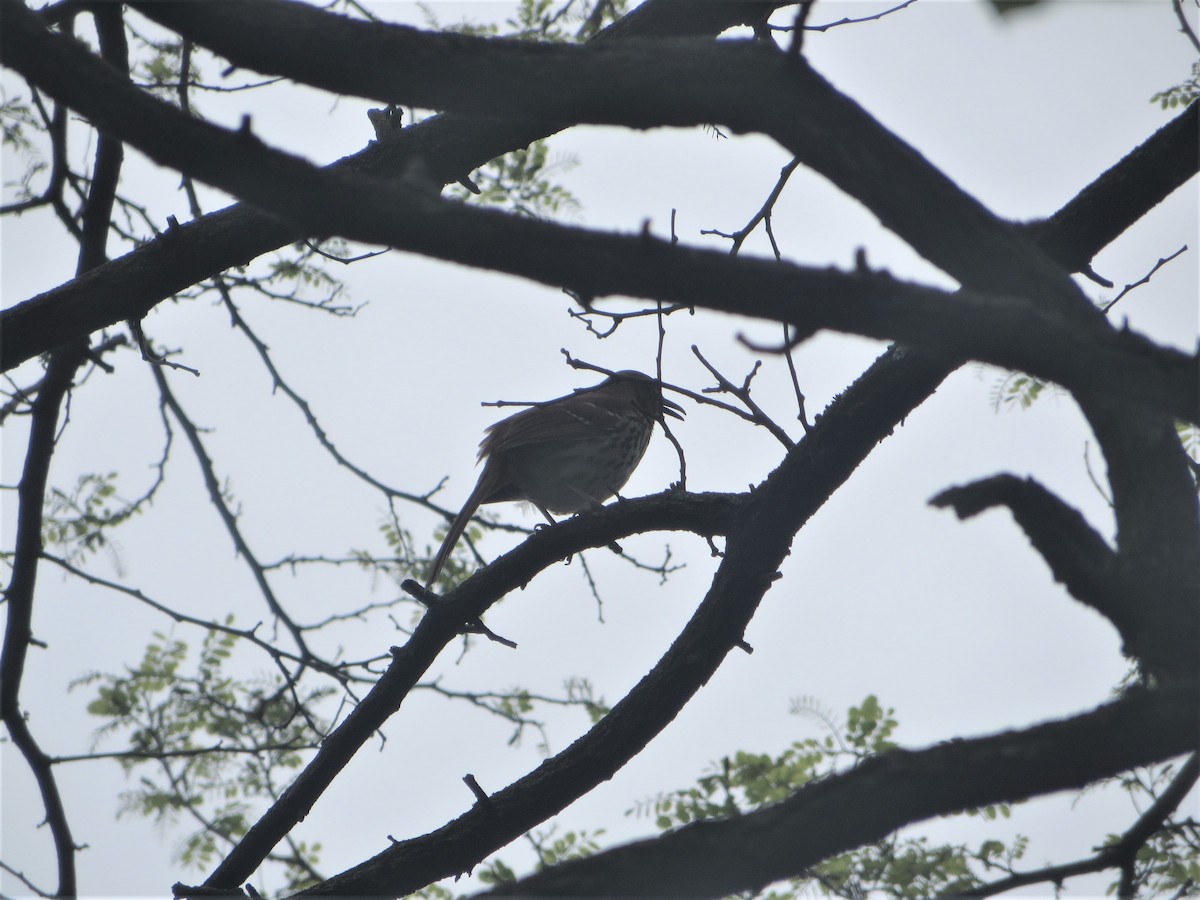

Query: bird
left=424, top=370, right=684, bottom=588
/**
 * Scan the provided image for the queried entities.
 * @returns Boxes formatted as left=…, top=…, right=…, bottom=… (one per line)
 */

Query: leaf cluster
left=449, top=141, right=582, bottom=219
left=421, top=0, right=628, bottom=44
left=629, top=696, right=1028, bottom=899
left=71, top=628, right=332, bottom=888
left=42, top=472, right=147, bottom=569
left=1151, top=60, right=1200, bottom=110
left=1109, top=762, right=1200, bottom=896
left=478, top=824, right=608, bottom=888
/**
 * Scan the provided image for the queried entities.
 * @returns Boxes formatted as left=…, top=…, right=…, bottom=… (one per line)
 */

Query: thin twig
left=1174, top=0, right=1200, bottom=53
left=782, top=325, right=811, bottom=432
left=40, top=552, right=375, bottom=680
left=701, top=158, right=800, bottom=256
left=958, top=754, right=1200, bottom=897
left=1103, top=245, right=1187, bottom=315
left=150, top=364, right=315, bottom=663
left=402, top=579, right=518, bottom=649
left=771, top=0, right=920, bottom=34
left=691, top=346, right=795, bottom=449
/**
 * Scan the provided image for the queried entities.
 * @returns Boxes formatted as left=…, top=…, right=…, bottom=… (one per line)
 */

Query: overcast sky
left=2, top=1, right=1197, bottom=897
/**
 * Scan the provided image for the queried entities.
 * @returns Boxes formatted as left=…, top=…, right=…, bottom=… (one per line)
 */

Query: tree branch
left=0, top=347, right=85, bottom=900
left=149, top=362, right=317, bottom=664
left=930, top=475, right=1151, bottom=663
left=934, top=460, right=1200, bottom=682
left=476, top=686, right=1199, bottom=897
left=125, top=1, right=1184, bottom=301
left=0, top=0, right=782, bottom=371
left=2, top=6, right=1195, bottom=421
left=1027, top=103, right=1199, bottom=279
left=193, top=490, right=747, bottom=892
left=1077, top=399, right=1200, bottom=681
left=960, top=753, right=1200, bottom=897
left=0, top=8, right=129, bottom=894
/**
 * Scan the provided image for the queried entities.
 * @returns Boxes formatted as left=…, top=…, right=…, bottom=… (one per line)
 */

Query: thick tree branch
left=135, top=2, right=783, bottom=117
left=126, top=2, right=1178, bottom=300
left=148, top=0, right=1200, bottom=281
left=0, top=8, right=129, bottom=895
left=0, top=0, right=780, bottom=371
left=474, top=684, right=1198, bottom=898
left=0, top=346, right=84, bottom=900
left=2, top=7, right=1193, bottom=390
left=961, top=752, right=1200, bottom=897
left=290, top=349, right=960, bottom=898
left=75, top=8, right=125, bottom=275
left=2, top=6, right=1195, bottom=421
left=1078, top=400, right=1200, bottom=682
left=193, top=490, right=748, bottom=892
left=930, top=475, right=1155, bottom=665
left=1028, top=102, right=1200, bottom=277
left=934, top=464, right=1199, bottom=681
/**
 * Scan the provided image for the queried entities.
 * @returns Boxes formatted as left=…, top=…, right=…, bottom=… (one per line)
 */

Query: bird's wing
left=479, top=394, right=625, bottom=459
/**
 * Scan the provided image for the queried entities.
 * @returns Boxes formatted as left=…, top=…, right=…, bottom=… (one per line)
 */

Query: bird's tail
left=424, top=476, right=491, bottom=589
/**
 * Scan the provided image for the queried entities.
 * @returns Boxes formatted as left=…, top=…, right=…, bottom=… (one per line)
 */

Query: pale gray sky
left=2, top=2, right=1197, bottom=896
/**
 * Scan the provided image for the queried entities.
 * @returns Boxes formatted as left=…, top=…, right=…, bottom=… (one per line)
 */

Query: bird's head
left=602, top=370, right=685, bottom=422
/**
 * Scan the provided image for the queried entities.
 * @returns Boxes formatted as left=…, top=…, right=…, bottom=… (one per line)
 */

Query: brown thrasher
left=424, top=370, right=684, bottom=588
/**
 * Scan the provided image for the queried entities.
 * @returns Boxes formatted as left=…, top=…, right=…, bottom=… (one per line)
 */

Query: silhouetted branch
left=0, top=8, right=129, bottom=894
left=149, top=363, right=316, bottom=664
left=0, top=1, right=783, bottom=371
left=691, top=347, right=795, bottom=449
left=124, top=2, right=1182, bottom=304
left=1028, top=102, right=1198, bottom=279
left=476, top=685, right=1198, bottom=897
left=3, top=5, right=1198, bottom=424
left=40, top=552, right=381, bottom=680
left=188, top=489, right=743, bottom=892
left=931, top=474, right=1137, bottom=647
left=1079, top=402, right=1200, bottom=681
left=1173, top=0, right=1200, bottom=54
left=960, top=753, right=1200, bottom=897
left=701, top=157, right=800, bottom=256
left=1103, top=244, right=1188, bottom=314
left=0, top=347, right=86, bottom=900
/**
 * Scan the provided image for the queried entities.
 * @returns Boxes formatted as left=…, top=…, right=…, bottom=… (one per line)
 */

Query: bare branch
left=473, top=685, right=1198, bottom=897
left=40, top=552, right=379, bottom=681
left=766, top=0, right=920, bottom=34
left=150, top=363, right=315, bottom=663
left=960, top=753, right=1200, bottom=897
left=701, top=157, right=799, bottom=256
left=1103, top=244, right=1188, bottom=314
left=0, top=8, right=130, bottom=893
left=0, top=345, right=85, bottom=899
left=691, top=346, right=795, bottom=449
left=1174, top=0, right=1200, bottom=54
left=196, top=489, right=746, bottom=892
left=4, top=9, right=1195, bottom=420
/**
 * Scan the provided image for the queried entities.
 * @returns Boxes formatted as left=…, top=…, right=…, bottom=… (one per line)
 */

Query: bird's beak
left=661, top=396, right=685, bottom=420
